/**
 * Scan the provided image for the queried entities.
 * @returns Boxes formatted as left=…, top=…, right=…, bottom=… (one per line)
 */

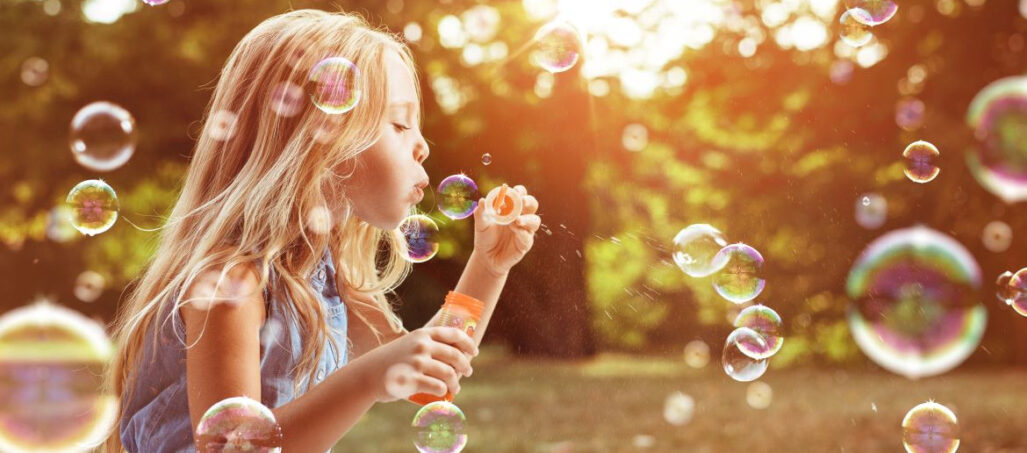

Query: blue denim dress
left=119, top=251, right=348, bottom=452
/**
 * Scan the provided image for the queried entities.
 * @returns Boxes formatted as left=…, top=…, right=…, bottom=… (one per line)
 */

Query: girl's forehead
left=385, top=51, right=418, bottom=106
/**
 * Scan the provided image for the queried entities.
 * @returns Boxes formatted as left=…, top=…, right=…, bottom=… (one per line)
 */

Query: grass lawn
left=334, top=347, right=1027, bottom=452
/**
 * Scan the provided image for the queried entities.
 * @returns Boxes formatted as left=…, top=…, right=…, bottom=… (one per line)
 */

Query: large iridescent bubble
left=400, top=215, right=440, bottom=263
left=0, top=300, right=117, bottom=452
left=671, top=224, right=728, bottom=278
left=902, top=402, right=960, bottom=453
left=711, top=243, right=766, bottom=304
left=307, top=57, right=361, bottom=115
left=966, top=76, right=1027, bottom=203
left=733, top=305, right=784, bottom=359
left=195, top=396, right=283, bottom=452
left=411, top=401, right=468, bottom=453
left=437, top=174, right=479, bottom=220
left=533, top=21, right=582, bottom=73
left=69, top=101, right=137, bottom=172
left=721, top=327, right=769, bottom=382
left=66, top=179, right=119, bottom=236
left=846, top=226, right=985, bottom=379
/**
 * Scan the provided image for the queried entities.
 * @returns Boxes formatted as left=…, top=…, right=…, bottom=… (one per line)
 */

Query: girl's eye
left=392, top=122, right=411, bottom=133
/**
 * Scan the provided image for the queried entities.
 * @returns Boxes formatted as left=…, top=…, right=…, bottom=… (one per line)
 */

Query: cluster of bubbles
left=965, top=76, right=1027, bottom=203
left=195, top=396, right=283, bottom=452
left=399, top=174, right=523, bottom=263
left=902, top=402, right=960, bottom=453
left=670, top=224, right=781, bottom=384
left=855, top=193, right=888, bottom=229
left=533, top=20, right=583, bottom=73
left=996, top=267, right=1027, bottom=317
left=838, top=0, right=898, bottom=47
left=847, top=226, right=985, bottom=379
left=411, top=401, right=468, bottom=453
left=903, top=140, right=941, bottom=184
left=0, top=300, right=117, bottom=452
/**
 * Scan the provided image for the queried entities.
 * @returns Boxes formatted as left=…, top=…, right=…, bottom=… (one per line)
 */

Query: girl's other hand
left=360, top=326, right=478, bottom=403
left=472, top=185, right=541, bottom=277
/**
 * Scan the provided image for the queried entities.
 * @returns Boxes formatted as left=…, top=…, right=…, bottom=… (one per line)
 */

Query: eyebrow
left=388, top=102, right=418, bottom=122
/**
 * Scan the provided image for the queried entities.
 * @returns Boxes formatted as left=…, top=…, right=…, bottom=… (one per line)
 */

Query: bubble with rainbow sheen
left=671, top=224, right=728, bottom=278
left=712, top=243, right=765, bottom=304
left=195, top=396, right=283, bottom=452
left=69, top=101, right=137, bottom=172
left=733, top=305, right=783, bottom=360
left=846, top=226, right=985, bottom=379
left=481, top=153, right=492, bottom=166
left=437, top=174, right=479, bottom=220
left=533, top=20, right=582, bottom=73
left=896, top=97, right=927, bottom=131
left=411, top=401, right=468, bottom=453
left=66, top=180, right=119, bottom=236
left=400, top=215, right=440, bottom=263
left=844, top=0, right=898, bottom=25
left=903, top=141, right=941, bottom=184
left=965, top=76, right=1027, bottom=203
left=902, top=402, right=960, bottom=453
left=839, top=9, right=873, bottom=47
left=307, top=57, right=361, bottom=115
left=721, top=327, right=769, bottom=382
left=1005, top=268, right=1027, bottom=316
left=0, top=299, right=117, bottom=452
left=855, top=193, right=888, bottom=229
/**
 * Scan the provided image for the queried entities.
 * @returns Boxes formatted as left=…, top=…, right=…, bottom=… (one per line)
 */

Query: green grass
left=334, top=348, right=1027, bottom=452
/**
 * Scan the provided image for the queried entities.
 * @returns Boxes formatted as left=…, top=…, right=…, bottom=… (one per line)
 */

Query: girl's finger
left=429, top=341, right=473, bottom=376
left=521, top=195, right=539, bottom=215
left=412, top=372, right=449, bottom=397
left=516, top=214, right=541, bottom=233
left=472, top=198, right=489, bottom=232
left=427, top=326, right=479, bottom=357
left=415, top=356, right=462, bottom=395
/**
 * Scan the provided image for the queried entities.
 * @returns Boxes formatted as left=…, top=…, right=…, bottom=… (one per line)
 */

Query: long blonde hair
left=101, top=9, right=418, bottom=451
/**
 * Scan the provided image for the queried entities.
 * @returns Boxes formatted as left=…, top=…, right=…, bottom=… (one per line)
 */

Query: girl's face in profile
left=343, top=50, right=430, bottom=231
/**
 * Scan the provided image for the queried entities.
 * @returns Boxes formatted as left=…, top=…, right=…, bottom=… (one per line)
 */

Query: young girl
left=102, top=9, right=540, bottom=452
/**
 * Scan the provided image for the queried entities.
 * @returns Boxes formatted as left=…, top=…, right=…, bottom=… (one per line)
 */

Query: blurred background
left=3, top=0, right=1027, bottom=451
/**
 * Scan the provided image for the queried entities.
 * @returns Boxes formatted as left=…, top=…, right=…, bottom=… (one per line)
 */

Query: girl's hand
left=472, top=185, right=541, bottom=277
left=361, top=326, right=478, bottom=403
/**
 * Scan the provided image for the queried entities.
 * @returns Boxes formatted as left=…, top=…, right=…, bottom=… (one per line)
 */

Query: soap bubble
left=996, top=270, right=1017, bottom=305
left=483, top=184, right=522, bottom=225
left=746, top=381, right=773, bottom=410
left=437, top=174, right=479, bottom=220
left=671, top=224, right=729, bottom=278
left=902, top=402, right=960, bottom=453
left=400, top=215, right=440, bottom=263
left=966, top=76, right=1027, bottom=203
left=20, top=56, right=49, bottom=87
left=855, top=193, right=888, bottom=229
left=65, top=180, right=119, bottom=236
left=69, top=101, right=137, bottom=172
left=721, top=327, right=769, bottom=382
left=663, top=391, right=695, bottom=426
left=74, top=270, right=106, bottom=303
left=307, top=57, right=361, bottom=115
left=0, top=300, right=117, bottom=452
left=481, top=153, right=492, bottom=166
left=1006, top=268, right=1027, bottom=316
left=844, top=0, right=898, bottom=25
left=981, top=220, right=1012, bottom=252
left=270, top=81, right=304, bottom=118
left=903, top=141, right=941, bottom=184
left=847, top=226, right=985, bottom=379
left=533, top=20, right=582, bottom=73
left=195, top=396, right=283, bottom=452
left=682, top=340, right=710, bottom=369
left=712, top=243, right=766, bottom=304
left=206, top=110, right=239, bottom=142
left=896, top=98, right=927, bottom=131
left=733, top=305, right=784, bottom=359
left=621, top=123, right=648, bottom=152
left=839, top=9, right=873, bottom=47
left=411, top=401, right=468, bottom=453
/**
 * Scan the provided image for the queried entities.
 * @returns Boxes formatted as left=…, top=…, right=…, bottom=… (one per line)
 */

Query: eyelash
left=392, top=122, right=411, bottom=132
